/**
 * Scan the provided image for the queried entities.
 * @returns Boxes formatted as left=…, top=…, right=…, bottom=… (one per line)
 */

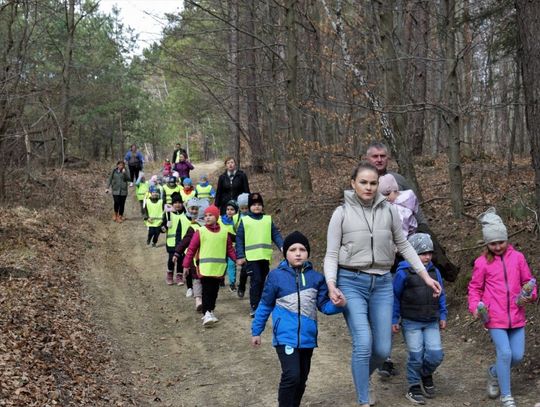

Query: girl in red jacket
left=468, top=208, right=537, bottom=407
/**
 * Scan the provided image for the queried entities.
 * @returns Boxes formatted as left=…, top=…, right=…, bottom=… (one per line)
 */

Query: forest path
left=82, top=161, right=537, bottom=407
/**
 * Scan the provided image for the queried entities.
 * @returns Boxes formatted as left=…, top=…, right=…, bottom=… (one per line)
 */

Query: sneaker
left=237, top=288, right=245, bottom=298
left=129, top=182, right=134, bottom=187
left=146, top=240, right=151, bottom=246
left=229, top=283, right=237, bottom=292
left=175, top=274, right=184, bottom=286
left=209, top=311, right=219, bottom=323
left=249, top=309, right=256, bottom=318
left=195, top=297, right=202, bottom=312
left=487, top=367, right=500, bottom=399
left=166, top=272, right=174, bottom=285
left=420, top=375, right=435, bottom=398
left=369, top=378, right=376, bottom=406
left=405, top=385, right=425, bottom=405
left=378, top=359, right=398, bottom=378
left=202, top=311, right=215, bottom=327
left=185, top=288, right=193, bottom=298
left=500, top=395, right=516, bottom=407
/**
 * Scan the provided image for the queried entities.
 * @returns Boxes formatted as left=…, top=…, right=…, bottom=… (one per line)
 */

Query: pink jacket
left=468, top=244, right=537, bottom=329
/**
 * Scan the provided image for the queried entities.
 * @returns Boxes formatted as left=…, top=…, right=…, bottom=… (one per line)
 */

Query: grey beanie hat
left=408, top=233, right=434, bottom=254
left=478, top=207, right=508, bottom=243
left=237, top=192, right=249, bottom=207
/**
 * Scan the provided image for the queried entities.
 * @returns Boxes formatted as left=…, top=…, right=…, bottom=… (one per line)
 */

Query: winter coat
left=214, top=170, right=250, bottom=213
left=124, top=150, right=144, bottom=169
left=107, top=168, right=130, bottom=196
left=393, top=260, right=447, bottom=324
left=174, top=160, right=194, bottom=179
left=324, top=190, right=425, bottom=284
left=252, top=260, right=343, bottom=348
left=468, top=244, right=537, bottom=329
left=391, top=189, right=419, bottom=238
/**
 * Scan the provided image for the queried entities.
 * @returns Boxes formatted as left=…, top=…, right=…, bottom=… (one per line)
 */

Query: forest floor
left=1, top=157, right=539, bottom=406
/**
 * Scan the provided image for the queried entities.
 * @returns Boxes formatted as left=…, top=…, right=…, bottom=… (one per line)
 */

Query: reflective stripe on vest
left=198, top=227, right=228, bottom=277
left=196, top=184, right=212, bottom=199
left=166, top=212, right=183, bottom=247
left=181, top=189, right=196, bottom=202
left=136, top=182, right=149, bottom=201
left=145, top=200, right=163, bottom=227
left=243, top=215, right=272, bottom=261
left=163, top=184, right=181, bottom=204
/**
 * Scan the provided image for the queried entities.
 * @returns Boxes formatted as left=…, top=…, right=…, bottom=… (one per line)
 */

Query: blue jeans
left=401, top=319, right=444, bottom=386
left=488, top=328, right=525, bottom=397
left=337, top=269, right=393, bottom=405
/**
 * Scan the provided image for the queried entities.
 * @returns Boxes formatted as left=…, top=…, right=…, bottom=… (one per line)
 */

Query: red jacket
left=468, top=244, right=537, bottom=329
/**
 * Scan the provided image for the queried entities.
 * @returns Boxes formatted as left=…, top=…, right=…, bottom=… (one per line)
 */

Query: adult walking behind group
left=107, top=160, right=130, bottom=223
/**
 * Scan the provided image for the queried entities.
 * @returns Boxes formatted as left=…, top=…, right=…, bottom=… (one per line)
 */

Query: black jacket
left=214, top=170, right=250, bottom=213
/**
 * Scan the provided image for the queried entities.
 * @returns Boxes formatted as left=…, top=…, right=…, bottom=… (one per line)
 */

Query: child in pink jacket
left=468, top=208, right=537, bottom=407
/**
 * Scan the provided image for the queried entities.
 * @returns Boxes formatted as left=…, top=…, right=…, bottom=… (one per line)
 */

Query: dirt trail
left=83, top=161, right=537, bottom=407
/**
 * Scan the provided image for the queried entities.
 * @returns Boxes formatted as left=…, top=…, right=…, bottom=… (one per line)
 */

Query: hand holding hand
left=236, top=258, right=246, bottom=266
left=328, top=285, right=346, bottom=306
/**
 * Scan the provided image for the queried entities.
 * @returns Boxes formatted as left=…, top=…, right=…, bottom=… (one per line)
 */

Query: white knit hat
left=478, top=207, right=508, bottom=243
left=237, top=193, right=249, bottom=207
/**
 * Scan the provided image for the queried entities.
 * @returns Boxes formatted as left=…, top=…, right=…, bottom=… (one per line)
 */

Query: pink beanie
left=378, top=174, right=398, bottom=196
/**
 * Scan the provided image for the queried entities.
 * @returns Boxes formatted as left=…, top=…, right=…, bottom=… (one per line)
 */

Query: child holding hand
left=252, top=231, right=345, bottom=407
left=468, top=208, right=537, bottom=407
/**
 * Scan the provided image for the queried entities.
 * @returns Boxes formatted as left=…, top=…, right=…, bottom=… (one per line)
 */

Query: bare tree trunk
left=515, top=0, right=540, bottom=213
left=60, top=0, right=76, bottom=164
left=507, top=57, right=520, bottom=174
left=243, top=1, right=265, bottom=173
left=322, top=0, right=422, bottom=198
left=405, top=0, right=428, bottom=156
left=441, top=0, right=464, bottom=218
left=286, top=0, right=312, bottom=193
left=227, top=0, right=241, bottom=165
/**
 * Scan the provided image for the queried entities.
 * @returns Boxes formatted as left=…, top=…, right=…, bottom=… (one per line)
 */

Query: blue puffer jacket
left=252, top=260, right=343, bottom=348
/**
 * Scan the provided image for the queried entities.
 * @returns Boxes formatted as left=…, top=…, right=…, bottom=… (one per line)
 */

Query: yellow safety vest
left=163, top=184, right=181, bottom=204
left=196, top=184, right=213, bottom=199
left=198, top=227, right=228, bottom=277
left=179, top=214, right=192, bottom=240
left=136, top=181, right=149, bottom=201
left=166, top=212, right=184, bottom=247
left=218, top=217, right=235, bottom=237
left=145, top=199, right=163, bottom=227
left=242, top=215, right=273, bottom=261
left=180, top=189, right=196, bottom=202
left=232, top=213, right=242, bottom=233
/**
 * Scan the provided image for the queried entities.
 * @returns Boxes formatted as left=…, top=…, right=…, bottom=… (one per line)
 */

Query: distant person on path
left=392, top=233, right=447, bottom=405
left=174, top=152, right=194, bottom=183
left=124, top=144, right=144, bottom=186
left=162, top=192, right=186, bottom=286
left=171, top=143, right=188, bottom=163
left=214, top=157, right=250, bottom=215
left=135, top=172, right=149, bottom=216
left=144, top=186, right=164, bottom=247
left=323, top=162, right=441, bottom=407
left=251, top=231, right=345, bottom=407
left=106, top=160, right=130, bottom=223
left=365, top=141, right=459, bottom=283
left=468, top=208, right=537, bottom=407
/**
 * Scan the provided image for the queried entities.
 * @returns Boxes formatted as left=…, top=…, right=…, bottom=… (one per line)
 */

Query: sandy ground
left=82, top=161, right=538, bottom=407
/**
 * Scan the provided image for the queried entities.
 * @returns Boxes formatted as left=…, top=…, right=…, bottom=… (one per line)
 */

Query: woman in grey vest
left=323, top=162, right=441, bottom=407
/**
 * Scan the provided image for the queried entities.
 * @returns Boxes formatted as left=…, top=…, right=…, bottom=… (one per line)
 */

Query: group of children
left=129, top=165, right=536, bottom=407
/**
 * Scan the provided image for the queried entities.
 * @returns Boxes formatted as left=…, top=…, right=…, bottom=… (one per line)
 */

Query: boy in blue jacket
left=252, top=231, right=346, bottom=407
left=392, top=233, right=447, bottom=405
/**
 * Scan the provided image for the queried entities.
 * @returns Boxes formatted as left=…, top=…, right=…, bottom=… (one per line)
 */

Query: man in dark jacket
left=214, top=157, right=250, bottom=214
left=171, top=143, right=188, bottom=163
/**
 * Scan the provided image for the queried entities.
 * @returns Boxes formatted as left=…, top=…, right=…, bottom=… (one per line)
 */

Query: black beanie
left=248, top=192, right=264, bottom=208
left=171, top=192, right=183, bottom=204
left=283, top=231, right=310, bottom=258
